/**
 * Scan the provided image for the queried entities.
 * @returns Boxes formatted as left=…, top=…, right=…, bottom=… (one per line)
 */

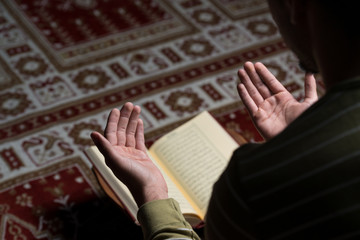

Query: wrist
left=133, top=186, right=169, bottom=207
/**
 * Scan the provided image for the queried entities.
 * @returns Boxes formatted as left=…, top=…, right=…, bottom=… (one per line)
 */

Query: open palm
left=237, top=62, right=318, bottom=140
left=91, top=103, right=168, bottom=207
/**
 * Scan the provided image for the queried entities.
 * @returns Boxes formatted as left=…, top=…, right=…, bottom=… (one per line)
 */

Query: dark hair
left=317, top=1, right=359, bottom=38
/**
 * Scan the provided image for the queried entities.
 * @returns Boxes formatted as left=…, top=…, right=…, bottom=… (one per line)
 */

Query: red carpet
left=0, top=0, right=324, bottom=239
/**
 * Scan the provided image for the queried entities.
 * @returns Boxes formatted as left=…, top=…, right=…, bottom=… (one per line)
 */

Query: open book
left=85, top=111, right=241, bottom=227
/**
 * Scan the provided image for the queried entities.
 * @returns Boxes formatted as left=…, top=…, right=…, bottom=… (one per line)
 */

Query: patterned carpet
left=0, top=0, right=324, bottom=239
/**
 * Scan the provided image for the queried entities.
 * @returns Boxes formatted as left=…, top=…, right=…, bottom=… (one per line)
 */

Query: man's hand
left=91, top=102, right=168, bottom=207
left=237, top=62, right=318, bottom=140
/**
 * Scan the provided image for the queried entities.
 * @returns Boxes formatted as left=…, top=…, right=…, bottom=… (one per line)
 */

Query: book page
left=85, top=146, right=138, bottom=219
left=148, top=151, right=198, bottom=215
left=149, top=111, right=239, bottom=218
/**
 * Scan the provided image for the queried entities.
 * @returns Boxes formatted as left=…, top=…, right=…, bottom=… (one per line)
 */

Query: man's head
left=267, top=0, right=359, bottom=82
left=266, top=0, right=318, bottom=73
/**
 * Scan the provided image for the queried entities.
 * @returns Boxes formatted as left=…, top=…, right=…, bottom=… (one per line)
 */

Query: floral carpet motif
left=0, top=0, right=324, bottom=239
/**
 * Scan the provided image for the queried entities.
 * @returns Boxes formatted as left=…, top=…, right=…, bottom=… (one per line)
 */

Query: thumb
left=91, top=131, right=114, bottom=159
left=304, top=73, right=318, bottom=103
left=91, top=132, right=128, bottom=184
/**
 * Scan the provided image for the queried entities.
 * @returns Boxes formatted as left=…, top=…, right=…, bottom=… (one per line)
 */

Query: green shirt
left=138, top=198, right=201, bottom=239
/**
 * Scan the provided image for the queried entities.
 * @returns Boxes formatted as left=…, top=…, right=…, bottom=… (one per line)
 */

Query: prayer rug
left=0, top=0, right=325, bottom=239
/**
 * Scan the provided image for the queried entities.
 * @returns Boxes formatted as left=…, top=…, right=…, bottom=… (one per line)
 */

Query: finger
left=125, top=105, right=141, bottom=147
left=135, top=119, right=147, bottom=152
left=117, top=102, right=134, bottom=146
left=254, top=62, right=287, bottom=94
left=237, top=83, right=258, bottom=116
left=238, top=64, right=264, bottom=106
left=91, top=131, right=125, bottom=176
left=244, top=62, right=272, bottom=99
left=91, top=131, right=116, bottom=161
left=104, top=108, right=120, bottom=145
left=304, top=73, right=318, bottom=102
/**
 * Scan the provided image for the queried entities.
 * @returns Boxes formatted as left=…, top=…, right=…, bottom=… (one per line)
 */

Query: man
left=91, top=0, right=360, bottom=239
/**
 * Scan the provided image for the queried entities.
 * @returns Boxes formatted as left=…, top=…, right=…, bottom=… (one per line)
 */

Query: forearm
left=137, top=198, right=201, bottom=240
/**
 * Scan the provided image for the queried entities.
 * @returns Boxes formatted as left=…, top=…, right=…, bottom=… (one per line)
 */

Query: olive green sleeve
left=137, top=198, right=201, bottom=240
